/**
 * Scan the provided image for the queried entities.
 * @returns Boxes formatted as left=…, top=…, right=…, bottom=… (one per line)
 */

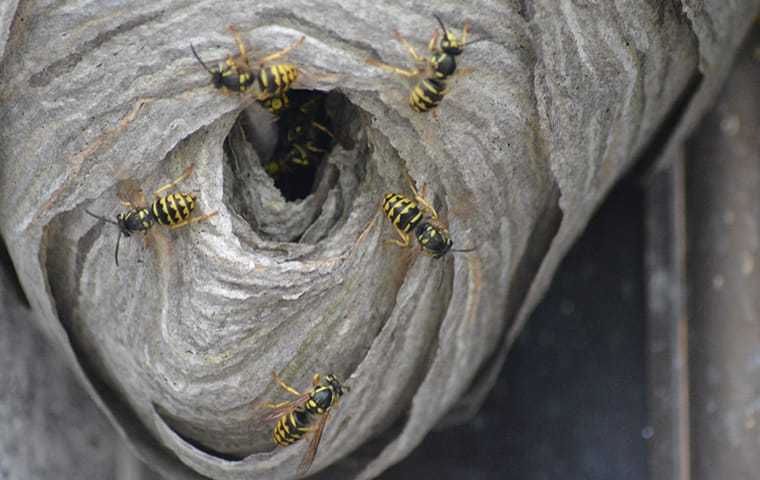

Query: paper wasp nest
left=0, top=1, right=757, bottom=478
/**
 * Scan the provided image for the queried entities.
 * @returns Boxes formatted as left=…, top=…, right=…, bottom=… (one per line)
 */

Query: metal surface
left=685, top=24, right=760, bottom=480
left=645, top=23, right=760, bottom=480
left=644, top=153, right=690, bottom=480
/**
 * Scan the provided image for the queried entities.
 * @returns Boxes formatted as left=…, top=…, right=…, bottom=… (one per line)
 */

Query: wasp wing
left=116, top=178, right=147, bottom=209
left=297, top=409, right=332, bottom=477
left=253, top=392, right=312, bottom=426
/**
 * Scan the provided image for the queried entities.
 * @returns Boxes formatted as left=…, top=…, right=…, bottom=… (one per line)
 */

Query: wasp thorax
left=312, top=387, right=334, bottom=411
left=432, top=52, right=457, bottom=78
left=415, top=222, right=453, bottom=258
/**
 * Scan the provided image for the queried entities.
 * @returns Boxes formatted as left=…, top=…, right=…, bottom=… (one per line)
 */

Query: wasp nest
left=0, top=0, right=757, bottom=478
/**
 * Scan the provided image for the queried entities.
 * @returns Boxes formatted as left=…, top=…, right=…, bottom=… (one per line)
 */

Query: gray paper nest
left=0, top=1, right=757, bottom=479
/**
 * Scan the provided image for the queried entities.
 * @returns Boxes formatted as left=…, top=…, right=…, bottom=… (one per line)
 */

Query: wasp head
left=117, top=212, right=141, bottom=237
left=325, top=374, right=346, bottom=398
left=210, top=65, right=228, bottom=89
left=435, top=15, right=465, bottom=56
left=116, top=212, right=133, bottom=237
left=190, top=44, right=226, bottom=88
left=118, top=209, right=153, bottom=235
left=440, top=34, right=464, bottom=55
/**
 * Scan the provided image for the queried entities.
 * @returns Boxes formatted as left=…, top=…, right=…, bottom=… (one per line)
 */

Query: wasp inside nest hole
left=223, top=89, right=365, bottom=244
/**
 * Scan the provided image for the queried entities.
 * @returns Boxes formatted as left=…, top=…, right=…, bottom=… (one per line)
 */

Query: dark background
left=384, top=174, right=647, bottom=480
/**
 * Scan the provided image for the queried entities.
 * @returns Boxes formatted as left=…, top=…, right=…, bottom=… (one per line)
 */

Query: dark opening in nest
left=223, top=89, right=364, bottom=244
left=260, top=89, right=336, bottom=201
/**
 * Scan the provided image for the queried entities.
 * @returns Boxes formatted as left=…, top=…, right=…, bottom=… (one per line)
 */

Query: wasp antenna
left=85, top=209, right=119, bottom=225
left=114, top=232, right=123, bottom=266
left=433, top=14, right=448, bottom=37
left=451, top=247, right=477, bottom=253
left=190, top=44, right=213, bottom=74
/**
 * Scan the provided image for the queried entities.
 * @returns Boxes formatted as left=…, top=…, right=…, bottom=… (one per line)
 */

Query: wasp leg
left=427, top=30, right=439, bottom=53
left=168, top=211, right=218, bottom=230
left=356, top=215, right=377, bottom=245
left=256, top=36, right=305, bottom=65
left=311, top=373, right=321, bottom=387
left=120, top=200, right=136, bottom=209
left=272, top=371, right=303, bottom=397
left=461, top=23, right=470, bottom=45
left=404, top=172, right=420, bottom=196
left=223, top=54, right=249, bottom=74
left=227, top=25, right=251, bottom=69
left=365, top=58, right=420, bottom=77
left=393, top=30, right=425, bottom=63
left=346, top=214, right=378, bottom=259
left=310, top=121, right=335, bottom=139
left=385, top=227, right=412, bottom=248
left=256, top=91, right=272, bottom=102
left=265, top=400, right=293, bottom=409
left=406, top=175, right=440, bottom=220
left=415, top=191, right=439, bottom=219
left=153, top=165, right=195, bottom=198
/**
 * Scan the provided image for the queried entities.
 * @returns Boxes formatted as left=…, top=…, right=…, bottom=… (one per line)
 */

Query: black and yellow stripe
left=383, top=191, right=456, bottom=258
left=118, top=208, right=154, bottom=234
left=219, top=68, right=255, bottom=92
left=383, top=193, right=424, bottom=233
left=258, top=64, right=299, bottom=97
left=136, top=209, right=152, bottom=228
left=273, top=410, right=311, bottom=446
left=151, top=193, right=196, bottom=226
left=409, top=78, right=446, bottom=113
left=272, top=383, right=338, bottom=447
left=261, top=92, right=290, bottom=115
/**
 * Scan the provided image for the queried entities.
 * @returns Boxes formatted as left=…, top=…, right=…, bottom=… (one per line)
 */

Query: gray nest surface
left=1, top=1, right=758, bottom=479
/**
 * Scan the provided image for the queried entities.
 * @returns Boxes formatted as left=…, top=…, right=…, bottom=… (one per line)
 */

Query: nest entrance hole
left=261, top=89, right=336, bottom=201
left=226, top=89, right=339, bottom=202
left=223, top=89, right=365, bottom=243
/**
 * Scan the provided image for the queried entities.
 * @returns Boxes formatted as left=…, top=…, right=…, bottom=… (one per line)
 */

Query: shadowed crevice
left=0, top=231, right=30, bottom=307
left=154, top=405, right=247, bottom=462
